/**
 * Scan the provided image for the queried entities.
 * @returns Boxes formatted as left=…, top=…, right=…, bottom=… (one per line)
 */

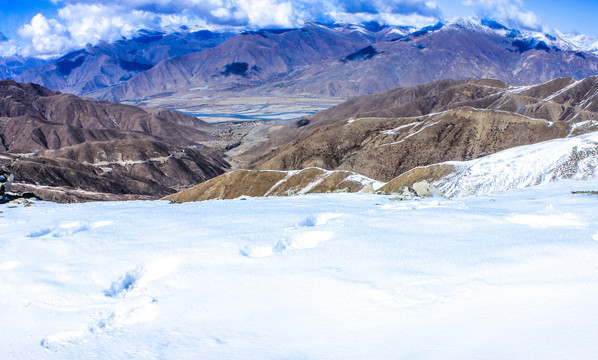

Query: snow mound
left=506, top=213, right=588, bottom=229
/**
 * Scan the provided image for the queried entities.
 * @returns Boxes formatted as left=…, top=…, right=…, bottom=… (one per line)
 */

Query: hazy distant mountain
left=16, top=29, right=234, bottom=97
left=102, top=23, right=376, bottom=101
left=14, top=19, right=598, bottom=104
left=99, top=19, right=598, bottom=102
left=0, top=56, right=47, bottom=79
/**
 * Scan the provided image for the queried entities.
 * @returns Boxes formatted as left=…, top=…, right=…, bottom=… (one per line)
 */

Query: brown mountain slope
left=104, top=24, right=371, bottom=102
left=248, top=77, right=598, bottom=181
left=40, top=140, right=228, bottom=190
left=2, top=139, right=229, bottom=202
left=0, top=80, right=231, bottom=202
left=0, top=79, right=215, bottom=151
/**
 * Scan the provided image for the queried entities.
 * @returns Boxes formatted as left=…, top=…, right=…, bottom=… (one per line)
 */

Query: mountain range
left=14, top=29, right=234, bottom=98
left=2, top=74, right=597, bottom=202
left=4, top=19, right=597, bottom=107
left=2, top=18, right=598, bottom=202
left=0, top=19, right=596, bottom=107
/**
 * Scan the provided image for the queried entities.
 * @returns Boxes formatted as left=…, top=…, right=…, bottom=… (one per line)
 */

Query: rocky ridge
left=164, top=130, right=598, bottom=202
left=163, top=167, right=382, bottom=202
left=247, top=77, right=598, bottom=181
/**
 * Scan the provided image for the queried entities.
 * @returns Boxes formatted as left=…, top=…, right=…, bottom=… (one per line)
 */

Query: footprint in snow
left=298, top=212, right=343, bottom=227
left=94, top=297, right=159, bottom=331
left=241, top=230, right=335, bottom=258
left=27, top=220, right=112, bottom=238
left=40, top=257, right=177, bottom=349
left=104, top=267, right=143, bottom=297
left=241, top=213, right=341, bottom=258
left=40, top=330, right=85, bottom=351
left=104, top=258, right=179, bottom=297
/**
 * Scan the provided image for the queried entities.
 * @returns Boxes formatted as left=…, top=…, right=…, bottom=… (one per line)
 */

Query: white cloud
left=462, top=0, right=541, bottom=30
left=13, top=0, right=443, bottom=57
left=56, top=0, right=442, bottom=27
left=16, top=5, right=165, bottom=57
left=18, top=14, right=72, bottom=57
left=58, top=4, right=159, bottom=43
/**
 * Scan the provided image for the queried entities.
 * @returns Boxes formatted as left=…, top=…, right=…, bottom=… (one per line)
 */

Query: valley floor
left=1, top=180, right=598, bottom=359
left=135, top=95, right=345, bottom=123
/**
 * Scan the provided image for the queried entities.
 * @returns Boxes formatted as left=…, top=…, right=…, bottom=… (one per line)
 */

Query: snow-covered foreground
left=2, top=180, right=598, bottom=359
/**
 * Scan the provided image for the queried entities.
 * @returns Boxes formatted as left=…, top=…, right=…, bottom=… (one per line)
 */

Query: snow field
left=1, top=180, right=598, bottom=359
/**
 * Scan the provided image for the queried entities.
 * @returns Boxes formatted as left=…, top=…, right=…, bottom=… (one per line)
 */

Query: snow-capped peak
left=555, top=30, right=598, bottom=55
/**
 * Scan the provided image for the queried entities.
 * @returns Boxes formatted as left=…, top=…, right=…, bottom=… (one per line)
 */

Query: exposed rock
left=0, top=169, right=38, bottom=204
left=412, top=181, right=438, bottom=197
left=360, top=184, right=375, bottom=194
left=0, top=168, right=12, bottom=195
left=379, top=165, right=455, bottom=194
left=1, top=192, right=38, bottom=205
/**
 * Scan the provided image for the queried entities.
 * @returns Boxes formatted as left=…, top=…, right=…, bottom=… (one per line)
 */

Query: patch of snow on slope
left=569, top=120, right=598, bottom=136
left=437, top=132, right=598, bottom=197
left=543, top=79, right=585, bottom=102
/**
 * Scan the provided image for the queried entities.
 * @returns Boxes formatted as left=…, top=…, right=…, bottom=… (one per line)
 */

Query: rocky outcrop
left=0, top=168, right=13, bottom=195
left=0, top=168, right=39, bottom=204
left=379, top=165, right=455, bottom=194
left=162, top=168, right=380, bottom=202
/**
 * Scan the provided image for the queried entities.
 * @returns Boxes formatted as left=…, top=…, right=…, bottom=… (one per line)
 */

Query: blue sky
left=0, top=0, right=597, bottom=57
